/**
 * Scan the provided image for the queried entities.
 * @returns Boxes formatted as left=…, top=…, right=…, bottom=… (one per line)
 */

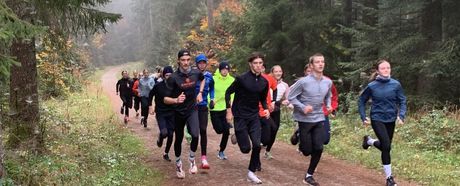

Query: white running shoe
left=189, top=158, right=198, bottom=174
left=247, top=171, right=262, bottom=184
left=176, top=160, right=185, bottom=179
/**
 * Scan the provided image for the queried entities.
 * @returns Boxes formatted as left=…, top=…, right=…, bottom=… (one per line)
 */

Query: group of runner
left=115, top=50, right=406, bottom=186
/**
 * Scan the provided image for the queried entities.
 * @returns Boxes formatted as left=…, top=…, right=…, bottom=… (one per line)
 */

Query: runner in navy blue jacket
left=359, top=59, right=406, bottom=186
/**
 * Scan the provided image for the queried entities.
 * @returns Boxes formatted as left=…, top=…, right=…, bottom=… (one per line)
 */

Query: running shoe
left=264, top=151, right=273, bottom=160
left=217, top=151, right=227, bottom=160
left=386, top=176, right=397, bottom=186
left=247, top=171, right=262, bottom=184
left=201, top=155, right=210, bottom=169
left=189, top=158, right=198, bottom=174
left=362, top=135, right=371, bottom=150
left=163, top=153, right=171, bottom=162
left=176, top=160, right=185, bottom=179
left=303, top=176, right=319, bottom=186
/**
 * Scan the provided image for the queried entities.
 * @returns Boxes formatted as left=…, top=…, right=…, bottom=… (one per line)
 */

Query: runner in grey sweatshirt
left=288, top=53, right=332, bottom=186
left=138, top=69, right=155, bottom=127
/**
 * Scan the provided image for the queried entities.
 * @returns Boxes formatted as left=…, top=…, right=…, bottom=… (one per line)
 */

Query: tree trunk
left=6, top=0, right=42, bottom=152
left=421, top=0, right=442, bottom=42
left=0, top=107, right=5, bottom=178
left=417, top=0, right=442, bottom=95
left=9, top=40, right=41, bottom=151
left=342, top=0, right=353, bottom=62
left=362, top=0, right=379, bottom=60
left=207, top=0, right=214, bottom=30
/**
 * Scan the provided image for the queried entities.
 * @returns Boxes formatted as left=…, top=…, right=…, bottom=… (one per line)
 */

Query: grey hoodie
left=138, top=76, right=155, bottom=97
left=288, top=74, right=332, bottom=123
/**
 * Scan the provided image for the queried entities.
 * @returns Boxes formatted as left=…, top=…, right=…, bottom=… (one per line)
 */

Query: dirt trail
left=102, top=65, right=419, bottom=186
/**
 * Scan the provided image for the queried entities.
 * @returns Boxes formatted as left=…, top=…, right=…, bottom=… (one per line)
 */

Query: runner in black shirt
left=116, top=70, right=133, bottom=124
left=225, top=52, right=269, bottom=184
left=149, top=66, right=175, bottom=162
left=164, top=49, right=205, bottom=179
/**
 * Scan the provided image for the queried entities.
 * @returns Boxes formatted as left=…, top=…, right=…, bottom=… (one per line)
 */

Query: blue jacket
left=358, top=77, right=407, bottom=123
left=196, top=71, right=215, bottom=106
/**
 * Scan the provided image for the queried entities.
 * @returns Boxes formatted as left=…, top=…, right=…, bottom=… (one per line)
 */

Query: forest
left=1, top=0, right=459, bottom=185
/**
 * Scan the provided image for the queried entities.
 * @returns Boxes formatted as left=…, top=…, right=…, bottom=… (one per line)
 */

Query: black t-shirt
left=116, top=78, right=133, bottom=96
left=149, top=80, right=174, bottom=113
left=225, top=71, right=268, bottom=118
left=167, top=68, right=204, bottom=115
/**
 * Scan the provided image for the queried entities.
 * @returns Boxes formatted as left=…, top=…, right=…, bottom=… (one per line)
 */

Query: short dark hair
left=247, top=52, right=265, bottom=63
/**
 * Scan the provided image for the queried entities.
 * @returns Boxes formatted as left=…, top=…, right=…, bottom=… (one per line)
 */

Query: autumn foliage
left=37, top=35, right=93, bottom=98
left=184, top=0, right=242, bottom=68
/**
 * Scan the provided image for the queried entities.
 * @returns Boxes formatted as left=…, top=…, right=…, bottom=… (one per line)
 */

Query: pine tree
left=226, top=0, right=344, bottom=80
left=4, top=0, right=120, bottom=152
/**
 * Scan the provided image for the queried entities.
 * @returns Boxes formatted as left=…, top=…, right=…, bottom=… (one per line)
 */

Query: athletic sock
left=367, top=137, right=377, bottom=146
left=306, top=173, right=313, bottom=178
left=383, top=164, right=392, bottom=178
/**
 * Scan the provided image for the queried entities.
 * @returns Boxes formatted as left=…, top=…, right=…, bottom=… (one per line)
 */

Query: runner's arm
left=358, top=86, right=371, bottom=122
left=209, top=76, right=215, bottom=101
left=225, top=78, right=238, bottom=109
left=287, top=79, right=306, bottom=111
left=148, top=85, right=156, bottom=106
left=260, top=82, right=269, bottom=110
left=324, top=84, right=332, bottom=110
left=116, top=80, right=120, bottom=93
left=331, top=83, right=339, bottom=111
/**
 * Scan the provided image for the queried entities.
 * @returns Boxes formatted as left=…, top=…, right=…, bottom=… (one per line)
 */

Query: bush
left=400, top=108, right=460, bottom=153
left=276, top=104, right=460, bottom=185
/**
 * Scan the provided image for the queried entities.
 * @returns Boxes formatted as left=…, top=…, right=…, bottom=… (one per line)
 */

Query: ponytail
left=369, top=71, right=378, bottom=81
left=369, top=59, right=389, bottom=81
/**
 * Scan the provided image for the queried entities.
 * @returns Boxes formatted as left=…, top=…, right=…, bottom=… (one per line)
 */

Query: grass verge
left=277, top=108, right=460, bottom=185
left=2, top=66, right=163, bottom=185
